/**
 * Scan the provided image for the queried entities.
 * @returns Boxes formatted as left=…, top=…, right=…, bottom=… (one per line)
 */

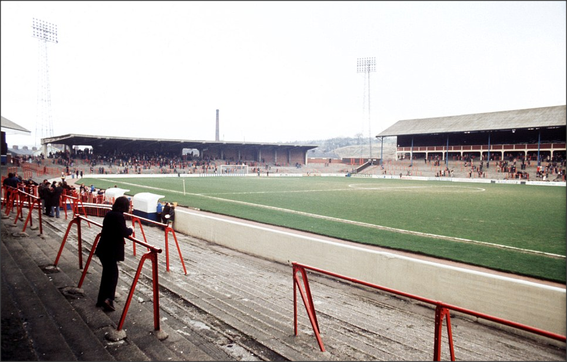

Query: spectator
left=162, top=202, right=171, bottom=224
left=164, top=202, right=175, bottom=226
left=94, top=196, right=133, bottom=312
left=3, top=173, right=20, bottom=189
left=40, top=181, right=52, bottom=215
left=50, top=182, right=64, bottom=218
left=156, top=201, right=163, bottom=223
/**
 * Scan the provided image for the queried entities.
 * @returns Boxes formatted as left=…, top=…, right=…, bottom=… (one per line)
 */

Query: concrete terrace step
left=14, top=221, right=152, bottom=361
left=1, top=215, right=235, bottom=361
left=55, top=213, right=565, bottom=361
left=2, top=207, right=565, bottom=361
left=50, top=217, right=261, bottom=361
left=1, top=232, right=114, bottom=361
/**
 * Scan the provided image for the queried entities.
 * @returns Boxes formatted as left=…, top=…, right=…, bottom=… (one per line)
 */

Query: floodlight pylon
left=32, top=18, right=58, bottom=147
left=357, top=57, right=376, bottom=163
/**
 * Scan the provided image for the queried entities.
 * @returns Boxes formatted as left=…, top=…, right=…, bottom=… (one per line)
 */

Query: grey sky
left=1, top=1, right=565, bottom=147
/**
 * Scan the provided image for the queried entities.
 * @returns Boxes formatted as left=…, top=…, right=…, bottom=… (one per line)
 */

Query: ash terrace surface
left=1, top=201, right=565, bottom=361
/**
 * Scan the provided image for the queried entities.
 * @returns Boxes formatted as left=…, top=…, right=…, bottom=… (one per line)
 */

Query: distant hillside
left=291, top=136, right=397, bottom=160
left=332, top=143, right=397, bottom=160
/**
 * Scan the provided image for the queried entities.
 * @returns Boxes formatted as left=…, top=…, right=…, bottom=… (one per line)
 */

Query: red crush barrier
left=292, top=262, right=565, bottom=360
left=2, top=185, right=43, bottom=235
left=54, top=204, right=186, bottom=275
left=57, top=215, right=164, bottom=336
left=61, top=194, right=91, bottom=226
left=2, top=186, right=19, bottom=216
left=127, top=214, right=187, bottom=275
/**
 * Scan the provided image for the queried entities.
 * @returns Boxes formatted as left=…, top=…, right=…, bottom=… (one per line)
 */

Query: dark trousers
left=97, top=255, right=119, bottom=305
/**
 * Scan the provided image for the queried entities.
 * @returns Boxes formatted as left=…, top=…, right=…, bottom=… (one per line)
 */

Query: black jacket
left=3, top=176, right=19, bottom=188
left=50, top=185, right=64, bottom=206
left=95, top=210, right=133, bottom=261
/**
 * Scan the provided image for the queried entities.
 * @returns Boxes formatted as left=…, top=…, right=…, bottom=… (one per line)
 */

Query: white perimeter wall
left=173, top=207, right=566, bottom=338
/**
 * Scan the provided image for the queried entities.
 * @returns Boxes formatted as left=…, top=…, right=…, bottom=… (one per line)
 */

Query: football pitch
left=80, top=175, right=566, bottom=283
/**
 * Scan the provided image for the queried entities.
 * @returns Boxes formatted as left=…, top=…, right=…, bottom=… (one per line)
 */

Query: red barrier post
left=10, top=189, right=24, bottom=223
left=5, top=187, right=20, bottom=215
left=3, top=187, right=17, bottom=216
left=291, top=262, right=566, bottom=359
left=125, top=212, right=187, bottom=274
left=61, top=194, right=69, bottom=220
left=130, top=216, right=148, bottom=256
left=292, top=264, right=324, bottom=351
left=54, top=216, right=82, bottom=267
left=21, top=193, right=43, bottom=234
left=117, top=248, right=162, bottom=333
left=164, top=225, right=187, bottom=275
left=433, top=306, right=455, bottom=361
left=54, top=215, right=97, bottom=269
left=77, top=233, right=101, bottom=288
left=65, top=195, right=91, bottom=227
left=151, top=248, right=161, bottom=331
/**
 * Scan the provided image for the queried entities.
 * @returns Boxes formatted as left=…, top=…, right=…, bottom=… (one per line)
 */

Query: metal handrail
left=292, top=262, right=566, bottom=360
left=56, top=214, right=164, bottom=335
left=61, top=193, right=91, bottom=225
left=126, top=213, right=187, bottom=275
left=2, top=185, right=43, bottom=235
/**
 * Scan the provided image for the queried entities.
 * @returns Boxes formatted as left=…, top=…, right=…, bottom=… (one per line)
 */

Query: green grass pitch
left=80, top=176, right=566, bottom=283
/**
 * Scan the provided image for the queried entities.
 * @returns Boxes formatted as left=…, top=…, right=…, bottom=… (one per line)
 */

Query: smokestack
left=215, top=109, right=219, bottom=141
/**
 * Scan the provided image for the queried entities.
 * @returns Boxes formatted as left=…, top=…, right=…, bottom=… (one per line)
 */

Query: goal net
left=219, top=164, right=249, bottom=175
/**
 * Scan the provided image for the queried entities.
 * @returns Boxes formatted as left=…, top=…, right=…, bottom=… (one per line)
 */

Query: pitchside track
left=80, top=176, right=566, bottom=283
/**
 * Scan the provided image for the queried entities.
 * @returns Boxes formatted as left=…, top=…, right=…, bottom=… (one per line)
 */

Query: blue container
left=132, top=209, right=159, bottom=224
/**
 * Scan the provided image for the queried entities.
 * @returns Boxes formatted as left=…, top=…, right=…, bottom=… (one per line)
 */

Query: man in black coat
left=49, top=182, right=64, bottom=218
left=39, top=181, right=52, bottom=215
left=95, top=196, right=133, bottom=311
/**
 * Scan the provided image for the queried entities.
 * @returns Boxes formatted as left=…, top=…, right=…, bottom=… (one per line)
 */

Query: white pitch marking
left=101, top=178, right=562, bottom=259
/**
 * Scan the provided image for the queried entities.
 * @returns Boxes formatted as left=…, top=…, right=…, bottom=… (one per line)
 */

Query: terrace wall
left=173, top=207, right=566, bottom=338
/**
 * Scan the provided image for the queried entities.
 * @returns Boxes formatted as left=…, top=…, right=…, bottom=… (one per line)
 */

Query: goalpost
left=219, top=164, right=249, bottom=175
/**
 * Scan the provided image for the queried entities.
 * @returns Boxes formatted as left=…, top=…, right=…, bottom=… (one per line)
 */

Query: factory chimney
left=215, top=109, right=220, bottom=141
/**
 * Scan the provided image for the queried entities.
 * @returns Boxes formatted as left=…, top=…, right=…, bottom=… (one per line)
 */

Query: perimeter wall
left=173, top=205, right=566, bottom=339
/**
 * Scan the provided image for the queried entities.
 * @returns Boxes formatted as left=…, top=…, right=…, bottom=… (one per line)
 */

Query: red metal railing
left=292, top=262, right=566, bottom=360
left=53, top=199, right=186, bottom=274
left=61, top=194, right=91, bottom=224
left=2, top=185, right=43, bottom=235
left=128, top=215, right=187, bottom=275
left=2, top=185, right=19, bottom=216
left=56, top=215, right=164, bottom=334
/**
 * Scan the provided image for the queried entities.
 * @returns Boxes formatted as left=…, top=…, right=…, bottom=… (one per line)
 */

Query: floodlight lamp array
left=357, top=57, right=376, bottom=73
left=32, top=18, right=58, bottom=43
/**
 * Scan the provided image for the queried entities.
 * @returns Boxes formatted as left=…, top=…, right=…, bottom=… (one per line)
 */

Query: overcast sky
left=2, top=1, right=565, bottom=147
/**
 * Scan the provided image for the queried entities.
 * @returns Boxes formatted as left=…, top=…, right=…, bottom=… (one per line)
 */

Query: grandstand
left=38, top=134, right=317, bottom=167
left=4, top=105, right=563, bottom=183
left=377, top=105, right=566, bottom=164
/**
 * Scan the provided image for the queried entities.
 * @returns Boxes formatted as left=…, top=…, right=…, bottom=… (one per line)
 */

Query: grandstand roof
left=376, top=105, right=566, bottom=137
left=41, top=133, right=317, bottom=154
left=1, top=116, right=31, bottom=134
